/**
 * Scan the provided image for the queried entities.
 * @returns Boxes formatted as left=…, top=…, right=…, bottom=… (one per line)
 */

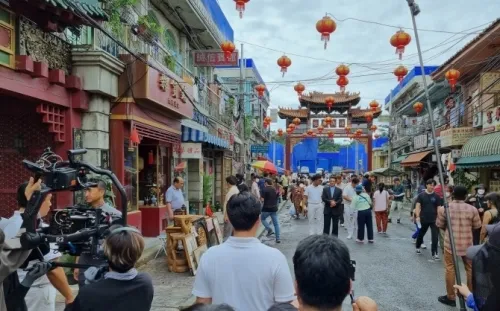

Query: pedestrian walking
left=466, top=184, right=487, bottom=245
left=342, top=177, right=359, bottom=239
left=480, top=192, right=500, bottom=243
left=261, top=178, right=281, bottom=243
left=414, top=179, right=443, bottom=260
left=335, top=176, right=346, bottom=227
left=250, top=175, right=260, bottom=200
left=435, top=185, right=482, bottom=307
left=373, top=182, right=390, bottom=234
left=352, top=184, right=374, bottom=243
left=304, top=174, right=324, bottom=235
left=321, top=176, right=343, bottom=236
left=292, top=181, right=305, bottom=219
left=389, top=177, right=405, bottom=224
left=223, top=176, right=240, bottom=242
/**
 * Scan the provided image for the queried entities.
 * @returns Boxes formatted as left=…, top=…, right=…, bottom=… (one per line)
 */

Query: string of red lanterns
left=316, top=15, right=337, bottom=49
left=325, top=96, right=335, bottom=111
left=277, top=55, right=292, bottom=77
left=233, top=0, right=250, bottom=19
left=390, top=29, right=411, bottom=60
left=336, top=64, right=350, bottom=93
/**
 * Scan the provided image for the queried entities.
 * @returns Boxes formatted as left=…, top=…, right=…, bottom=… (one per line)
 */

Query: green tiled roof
left=43, top=0, right=108, bottom=20
left=456, top=131, right=500, bottom=168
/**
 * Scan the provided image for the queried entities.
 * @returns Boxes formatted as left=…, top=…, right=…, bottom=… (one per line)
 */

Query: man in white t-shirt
left=192, top=192, right=295, bottom=311
left=343, top=176, right=360, bottom=239
left=304, top=174, right=325, bottom=235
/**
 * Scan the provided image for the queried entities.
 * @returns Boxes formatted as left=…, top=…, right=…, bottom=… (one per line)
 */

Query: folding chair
left=154, top=232, right=168, bottom=259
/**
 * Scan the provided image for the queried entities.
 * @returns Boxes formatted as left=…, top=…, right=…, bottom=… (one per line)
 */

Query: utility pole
left=239, top=44, right=247, bottom=170
left=406, top=1, right=466, bottom=310
left=387, top=90, right=393, bottom=169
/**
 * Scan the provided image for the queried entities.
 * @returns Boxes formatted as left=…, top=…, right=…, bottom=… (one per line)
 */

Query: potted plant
left=137, top=14, right=163, bottom=41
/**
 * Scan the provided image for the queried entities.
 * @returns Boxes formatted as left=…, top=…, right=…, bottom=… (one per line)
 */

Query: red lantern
left=294, top=82, right=305, bottom=97
left=263, top=122, right=269, bottom=128
left=390, top=29, right=411, bottom=60
left=325, top=96, right=335, bottom=112
left=288, top=123, right=296, bottom=131
left=220, top=41, right=235, bottom=61
left=307, top=129, right=314, bottom=136
left=286, top=127, right=293, bottom=134
left=335, top=64, right=350, bottom=76
left=327, top=130, right=334, bottom=139
left=234, top=0, right=250, bottom=19
left=337, top=76, right=349, bottom=93
left=365, top=112, right=373, bottom=122
left=316, top=15, right=337, bottom=49
left=317, top=125, right=324, bottom=134
left=277, top=55, right=292, bottom=77
left=370, top=124, right=378, bottom=132
left=277, top=128, right=283, bottom=136
left=369, top=100, right=379, bottom=112
left=324, top=116, right=333, bottom=125
left=311, top=132, right=317, bottom=137
left=413, top=102, right=424, bottom=114
left=293, top=118, right=301, bottom=126
left=394, top=65, right=408, bottom=83
left=148, top=150, right=154, bottom=165
left=255, top=84, right=266, bottom=98
left=264, top=116, right=272, bottom=124
left=130, top=127, right=140, bottom=146
left=345, top=126, right=351, bottom=134
left=445, top=69, right=460, bottom=92
left=356, top=129, right=363, bottom=134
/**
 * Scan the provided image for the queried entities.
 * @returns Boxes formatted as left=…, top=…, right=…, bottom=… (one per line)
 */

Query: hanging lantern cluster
left=370, top=124, right=378, bottom=132
left=336, top=64, right=350, bottom=93
left=316, top=15, right=337, bottom=49
left=255, top=84, right=266, bottom=98
left=365, top=111, right=373, bottom=123
left=220, top=41, right=235, bottom=61
left=327, top=130, right=334, bottom=139
left=325, top=96, right=335, bottom=112
left=277, top=55, right=292, bottom=77
left=413, top=102, right=424, bottom=114
left=234, top=0, right=249, bottom=19
left=294, top=82, right=305, bottom=97
left=277, top=128, right=284, bottom=137
left=263, top=116, right=272, bottom=128
left=394, top=65, right=408, bottom=84
left=390, top=29, right=411, bottom=60
left=445, top=69, right=460, bottom=92
left=369, top=100, right=379, bottom=112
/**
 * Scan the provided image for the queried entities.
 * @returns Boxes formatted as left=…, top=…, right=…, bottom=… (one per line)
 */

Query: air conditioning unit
left=473, top=112, right=483, bottom=128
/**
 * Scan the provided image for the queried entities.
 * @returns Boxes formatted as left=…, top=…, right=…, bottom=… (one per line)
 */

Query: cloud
left=217, top=0, right=500, bottom=130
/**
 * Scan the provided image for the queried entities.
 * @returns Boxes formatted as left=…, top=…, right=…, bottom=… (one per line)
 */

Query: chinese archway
left=278, top=91, right=382, bottom=171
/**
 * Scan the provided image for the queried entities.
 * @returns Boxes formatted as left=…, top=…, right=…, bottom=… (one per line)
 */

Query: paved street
left=57, top=203, right=467, bottom=311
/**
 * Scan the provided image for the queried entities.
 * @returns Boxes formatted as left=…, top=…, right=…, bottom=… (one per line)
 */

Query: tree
left=270, top=131, right=286, bottom=144
left=318, top=138, right=341, bottom=152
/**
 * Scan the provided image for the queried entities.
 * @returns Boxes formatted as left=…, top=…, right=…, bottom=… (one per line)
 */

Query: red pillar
left=367, top=135, right=373, bottom=171
left=285, top=136, right=291, bottom=171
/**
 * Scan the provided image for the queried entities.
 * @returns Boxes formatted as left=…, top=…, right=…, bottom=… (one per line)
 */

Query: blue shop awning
left=181, top=126, right=229, bottom=149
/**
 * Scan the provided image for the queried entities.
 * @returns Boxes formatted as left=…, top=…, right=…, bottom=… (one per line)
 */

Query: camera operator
left=14, top=181, right=74, bottom=310
left=64, top=225, right=153, bottom=311
left=73, top=180, right=122, bottom=288
left=1, top=178, right=55, bottom=311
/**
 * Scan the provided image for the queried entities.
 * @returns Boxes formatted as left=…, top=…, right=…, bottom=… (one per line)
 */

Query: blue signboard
left=251, top=144, right=269, bottom=153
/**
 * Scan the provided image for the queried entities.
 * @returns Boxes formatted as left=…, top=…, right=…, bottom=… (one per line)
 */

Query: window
left=0, top=6, right=15, bottom=68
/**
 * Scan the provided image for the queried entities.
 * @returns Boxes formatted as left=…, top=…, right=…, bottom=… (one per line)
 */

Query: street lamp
left=406, top=1, right=466, bottom=310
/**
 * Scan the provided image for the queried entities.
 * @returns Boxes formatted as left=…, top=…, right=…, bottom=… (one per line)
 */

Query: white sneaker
left=432, top=254, right=440, bottom=261
left=412, top=238, right=416, bottom=244
left=347, top=235, right=352, bottom=239
left=421, top=244, right=427, bottom=249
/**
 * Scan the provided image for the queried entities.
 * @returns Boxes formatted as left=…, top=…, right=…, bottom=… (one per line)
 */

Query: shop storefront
left=110, top=55, right=193, bottom=236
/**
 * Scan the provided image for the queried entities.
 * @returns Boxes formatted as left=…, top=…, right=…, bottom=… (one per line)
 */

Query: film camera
left=19, top=148, right=128, bottom=269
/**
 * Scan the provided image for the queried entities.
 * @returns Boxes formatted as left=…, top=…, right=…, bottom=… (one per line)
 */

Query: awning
left=456, top=132, right=500, bottom=168
left=391, top=155, right=406, bottom=164
left=181, top=126, right=229, bottom=149
left=400, top=151, right=432, bottom=167
left=369, top=167, right=403, bottom=177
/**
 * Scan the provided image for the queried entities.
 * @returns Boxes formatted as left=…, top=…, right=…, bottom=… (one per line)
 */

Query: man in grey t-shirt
left=192, top=192, right=295, bottom=311
left=74, top=180, right=122, bottom=287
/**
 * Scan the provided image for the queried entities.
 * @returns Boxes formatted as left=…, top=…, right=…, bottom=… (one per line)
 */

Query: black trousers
left=473, top=228, right=481, bottom=245
left=324, top=214, right=340, bottom=236
left=357, top=209, right=374, bottom=241
left=416, top=222, right=439, bottom=255
left=339, top=204, right=344, bottom=224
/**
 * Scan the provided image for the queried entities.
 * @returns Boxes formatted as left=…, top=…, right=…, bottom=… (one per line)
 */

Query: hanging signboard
left=440, top=127, right=474, bottom=148
left=193, top=50, right=239, bottom=67
left=482, top=106, right=500, bottom=134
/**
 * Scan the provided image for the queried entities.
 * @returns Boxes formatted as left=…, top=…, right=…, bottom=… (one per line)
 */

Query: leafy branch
left=104, top=0, right=138, bottom=38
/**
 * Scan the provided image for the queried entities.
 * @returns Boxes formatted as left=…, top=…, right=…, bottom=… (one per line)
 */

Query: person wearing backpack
left=480, top=192, right=500, bottom=243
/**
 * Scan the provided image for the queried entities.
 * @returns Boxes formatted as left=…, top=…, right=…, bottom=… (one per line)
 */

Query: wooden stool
left=167, top=232, right=189, bottom=273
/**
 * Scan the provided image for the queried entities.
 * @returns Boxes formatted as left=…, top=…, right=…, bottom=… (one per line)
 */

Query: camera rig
left=20, top=148, right=128, bottom=270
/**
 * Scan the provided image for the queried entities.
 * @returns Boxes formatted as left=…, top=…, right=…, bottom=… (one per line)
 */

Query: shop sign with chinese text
left=178, top=143, right=202, bottom=159
left=482, top=106, right=500, bottom=134
left=440, top=127, right=474, bottom=148
left=193, top=50, right=239, bottom=67
left=413, top=134, right=428, bottom=150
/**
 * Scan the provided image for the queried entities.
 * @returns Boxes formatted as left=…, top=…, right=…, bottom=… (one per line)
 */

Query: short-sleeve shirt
left=165, top=185, right=184, bottom=210
left=262, top=186, right=278, bottom=213
left=342, top=184, right=356, bottom=207
left=304, top=185, right=323, bottom=204
left=416, top=191, right=443, bottom=224
left=373, top=190, right=390, bottom=212
left=192, top=237, right=295, bottom=311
